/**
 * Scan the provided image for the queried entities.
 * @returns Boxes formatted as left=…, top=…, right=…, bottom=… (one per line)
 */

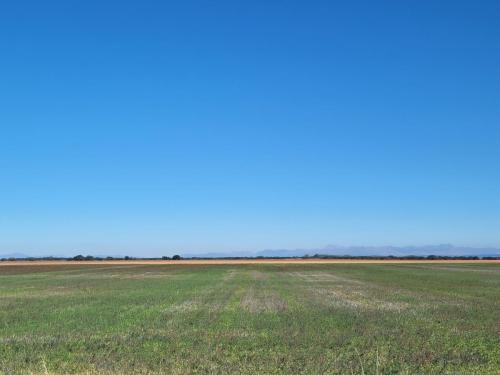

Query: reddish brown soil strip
left=0, top=259, right=498, bottom=266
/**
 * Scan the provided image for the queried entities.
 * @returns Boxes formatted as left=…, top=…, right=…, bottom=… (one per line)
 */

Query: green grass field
left=0, top=263, right=499, bottom=374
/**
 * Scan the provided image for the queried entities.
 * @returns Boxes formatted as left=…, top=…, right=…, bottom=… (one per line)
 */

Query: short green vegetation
left=0, top=263, right=499, bottom=374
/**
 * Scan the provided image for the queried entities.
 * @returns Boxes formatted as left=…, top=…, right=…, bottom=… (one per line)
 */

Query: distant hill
left=256, top=244, right=500, bottom=258
left=3, top=244, right=499, bottom=260
left=182, top=244, right=500, bottom=258
left=181, top=251, right=255, bottom=259
left=0, top=252, right=30, bottom=259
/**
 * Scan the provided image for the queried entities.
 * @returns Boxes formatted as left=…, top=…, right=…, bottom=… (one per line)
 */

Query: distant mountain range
left=183, top=244, right=500, bottom=258
left=0, top=252, right=31, bottom=259
left=2, top=244, right=499, bottom=259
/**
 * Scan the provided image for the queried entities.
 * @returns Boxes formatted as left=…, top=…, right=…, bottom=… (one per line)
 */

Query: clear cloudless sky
left=1, top=0, right=499, bottom=256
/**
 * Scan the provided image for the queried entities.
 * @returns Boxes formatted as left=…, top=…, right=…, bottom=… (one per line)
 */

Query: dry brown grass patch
left=240, top=288, right=287, bottom=313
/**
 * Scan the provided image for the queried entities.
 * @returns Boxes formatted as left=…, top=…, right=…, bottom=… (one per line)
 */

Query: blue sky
left=1, top=0, right=499, bottom=256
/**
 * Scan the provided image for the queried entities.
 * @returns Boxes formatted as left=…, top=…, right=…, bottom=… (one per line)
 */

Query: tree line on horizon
left=0, top=254, right=498, bottom=261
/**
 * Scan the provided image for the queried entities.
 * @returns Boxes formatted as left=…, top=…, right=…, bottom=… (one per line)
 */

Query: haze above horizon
left=1, top=0, right=499, bottom=257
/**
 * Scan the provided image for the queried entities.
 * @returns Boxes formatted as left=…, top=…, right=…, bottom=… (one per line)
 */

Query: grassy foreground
left=0, top=263, right=499, bottom=374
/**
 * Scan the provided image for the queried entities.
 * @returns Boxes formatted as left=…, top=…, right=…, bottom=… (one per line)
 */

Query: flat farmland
left=0, top=263, right=499, bottom=374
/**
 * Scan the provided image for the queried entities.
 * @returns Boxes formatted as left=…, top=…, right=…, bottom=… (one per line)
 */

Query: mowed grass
left=0, top=263, right=499, bottom=374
